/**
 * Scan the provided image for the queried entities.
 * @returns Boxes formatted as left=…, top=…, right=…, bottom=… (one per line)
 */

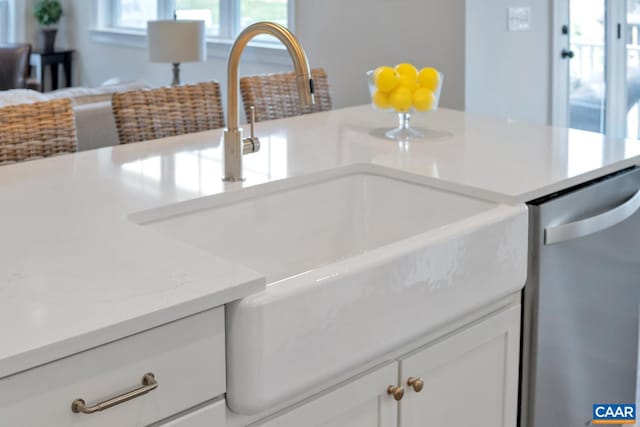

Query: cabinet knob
left=407, top=377, right=424, bottom=392
left=387, top=385, right=405, bottom=401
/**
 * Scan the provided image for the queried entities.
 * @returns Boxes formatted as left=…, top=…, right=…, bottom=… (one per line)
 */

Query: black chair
left=0, top=44, right=40, bottom=91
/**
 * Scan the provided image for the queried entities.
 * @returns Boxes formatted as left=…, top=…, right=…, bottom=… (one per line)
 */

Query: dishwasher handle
left=545, top=188, right=640, bottom=245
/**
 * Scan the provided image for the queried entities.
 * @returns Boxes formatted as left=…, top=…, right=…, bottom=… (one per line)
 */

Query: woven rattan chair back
left=0, top=98, right=77, bottom=165
left=111, top=81, right=225, bottom=145
left=240, top=68, right=332, bottom=123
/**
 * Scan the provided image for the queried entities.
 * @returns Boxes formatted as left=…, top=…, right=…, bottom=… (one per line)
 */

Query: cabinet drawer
left=158, top=399, right=226, bottom=426
left=0, top=307, right=225, bottom=427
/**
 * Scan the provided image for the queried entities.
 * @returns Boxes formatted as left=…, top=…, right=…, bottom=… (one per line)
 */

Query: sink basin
left=131, top=164, right=528, bottom=415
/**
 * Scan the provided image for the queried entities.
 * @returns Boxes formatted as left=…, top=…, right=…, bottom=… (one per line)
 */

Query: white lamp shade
left=147, top=20, right=206, bottom=63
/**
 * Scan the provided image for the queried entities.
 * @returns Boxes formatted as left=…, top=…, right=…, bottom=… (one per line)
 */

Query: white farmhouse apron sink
left=130, top=164, right=528, bottom=415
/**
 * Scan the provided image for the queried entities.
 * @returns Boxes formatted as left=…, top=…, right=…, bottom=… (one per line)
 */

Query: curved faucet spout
left=223, top=22, right=315, bottom=182
left=227, top=22, right=315, bottom=132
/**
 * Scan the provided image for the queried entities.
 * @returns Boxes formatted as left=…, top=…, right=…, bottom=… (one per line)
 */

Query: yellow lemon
left=372, top=90, right=391, bottom=110
left=413, top=88, right=436, bottom=111
left=395, top=63, right=418, bottom=80
left=418, top=67, right=440, bottom=91
left=398, top=73, right=418, bottom=91
left=390, top=87, right=413, bottom=112
left=373, top=66, right=389, bottom=80
left=374, top=66, right=399, bottom=93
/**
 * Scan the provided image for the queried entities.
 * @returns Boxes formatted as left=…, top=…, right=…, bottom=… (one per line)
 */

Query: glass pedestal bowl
left=367, top=69, right=444, bottom=141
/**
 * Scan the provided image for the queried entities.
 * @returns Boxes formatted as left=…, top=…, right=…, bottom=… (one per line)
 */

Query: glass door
left=555, top=0, right=633, bottom=138
left=626, top=0, right=640, bottom=138
left=568, top=0, right=608, bottom=134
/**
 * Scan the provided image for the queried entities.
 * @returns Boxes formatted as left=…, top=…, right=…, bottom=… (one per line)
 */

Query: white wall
left=295, top=0, right=466, bottom=110
left=61, top=0, right=466, bottom=111
left=465, top=0, right=551, bottom=125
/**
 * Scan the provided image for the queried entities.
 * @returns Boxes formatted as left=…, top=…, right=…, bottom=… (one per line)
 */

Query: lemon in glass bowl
left=367, top=64, right=443, bottom=140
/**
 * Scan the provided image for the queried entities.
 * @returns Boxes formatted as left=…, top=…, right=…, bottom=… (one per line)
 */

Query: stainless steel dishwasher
left=521, top=166, right=640, bottom=427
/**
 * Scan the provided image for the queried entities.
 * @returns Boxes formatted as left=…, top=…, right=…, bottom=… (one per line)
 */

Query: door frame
left=607, top=2, right=627, bottom=137
left=551, top=0, right=570, bottom=127
left=551, top=0, right=628, bottom=137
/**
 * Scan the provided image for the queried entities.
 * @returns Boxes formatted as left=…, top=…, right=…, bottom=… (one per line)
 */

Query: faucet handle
left=249, top=105, right=256, bottom=139
left=242, top=105, right=260, bottom=155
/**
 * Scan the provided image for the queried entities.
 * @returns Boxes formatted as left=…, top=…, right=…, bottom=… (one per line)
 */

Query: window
left=175, top=0, right=221, bottom=36
left=0, top=0, right=8, bottom=43
left=113, top=0, right=158, bottom=29
left=108, top=0, right=290, bottom=42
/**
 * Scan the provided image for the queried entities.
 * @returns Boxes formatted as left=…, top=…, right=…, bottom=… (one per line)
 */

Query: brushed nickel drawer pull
left=71, top=373, right=158, bottom=414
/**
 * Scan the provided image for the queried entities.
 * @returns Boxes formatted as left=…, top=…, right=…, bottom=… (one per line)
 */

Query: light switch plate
left=508, top=7, right=531, bottom=31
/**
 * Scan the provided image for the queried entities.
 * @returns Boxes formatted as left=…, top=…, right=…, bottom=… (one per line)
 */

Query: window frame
left=0, top=0, right=8, bottom=43
left=91, top=0, right=293, bottom=64
left=99, top=0, right=294, bottom=43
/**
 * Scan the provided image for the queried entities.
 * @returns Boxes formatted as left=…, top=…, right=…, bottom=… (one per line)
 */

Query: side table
left=30, top=49, right=75, bottom=92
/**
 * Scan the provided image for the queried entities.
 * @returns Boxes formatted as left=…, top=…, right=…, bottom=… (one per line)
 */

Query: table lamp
left=147, top=20, right=206, bottom=86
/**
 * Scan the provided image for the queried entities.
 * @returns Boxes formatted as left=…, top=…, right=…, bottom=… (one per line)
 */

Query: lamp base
left=171, top=63, right=181, bottom=86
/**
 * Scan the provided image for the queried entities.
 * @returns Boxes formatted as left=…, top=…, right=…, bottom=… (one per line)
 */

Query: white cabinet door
left=253, top=362, right=398, bottom=427
left=399, top=305, right=521, bottom=427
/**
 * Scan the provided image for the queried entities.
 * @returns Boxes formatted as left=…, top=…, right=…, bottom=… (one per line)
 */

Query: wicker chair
left=111, top=81, right=225, bottom=145
left=0, top=98, right=77, bottom=165
left=240, top=68, right=332, bottom=123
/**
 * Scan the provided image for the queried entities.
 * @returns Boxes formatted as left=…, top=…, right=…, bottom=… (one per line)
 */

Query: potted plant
left=33, top=0, right=63, bottom=52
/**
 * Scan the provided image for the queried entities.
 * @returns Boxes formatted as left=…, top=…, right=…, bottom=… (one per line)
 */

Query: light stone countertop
left=2, top=105, right=639, bottom=379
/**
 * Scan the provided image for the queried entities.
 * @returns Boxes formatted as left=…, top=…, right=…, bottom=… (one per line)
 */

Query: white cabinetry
left=158, top=400, right=226, bottom=426
left=254, top=362, right=397, bottom=427
left=0, top=308, right=226, bottom=427
left=1, top=301, right=520, bottom=427
left=253, top=303, right=520, bottom=427
left=399, top=304, right=520, bottom=427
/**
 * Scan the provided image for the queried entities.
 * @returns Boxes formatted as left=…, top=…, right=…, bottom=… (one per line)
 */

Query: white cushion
left=0, top=89, right=50, bottom=107
left=74, top=101, right=119, bottom=152
left=47, top=81, right=152, bottom=105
